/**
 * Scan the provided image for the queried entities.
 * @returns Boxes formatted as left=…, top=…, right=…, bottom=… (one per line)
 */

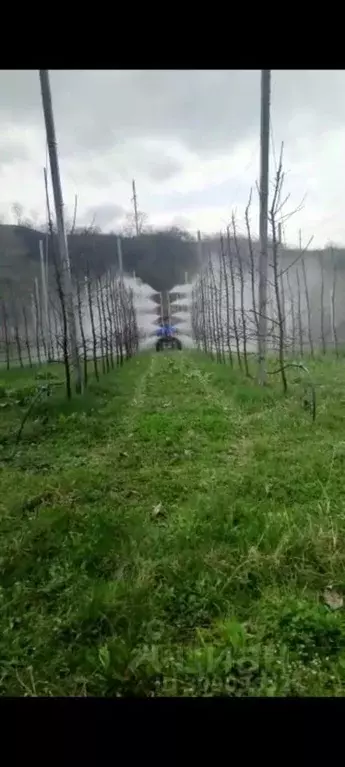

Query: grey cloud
left=170, top=215, right=192, bottom=230
left=82, top=203, right=125, bottom=229
left=70, top=164, right=112, bottom=187
left=1, top=138, right=30, bottom=166
left=67, top=139, right=184, bottom=187
left=146, top=155, right=182, bottom=183
left=2, top=70, right=345, bottom=164
left=0, top=70, right=345, bottom=170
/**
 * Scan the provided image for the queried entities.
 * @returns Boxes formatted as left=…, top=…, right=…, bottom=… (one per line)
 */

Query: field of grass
left=1, top=350, right=345, bottom=696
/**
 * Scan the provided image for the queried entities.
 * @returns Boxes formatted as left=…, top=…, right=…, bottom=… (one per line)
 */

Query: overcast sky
left=1, top=69, right=345, bottom=248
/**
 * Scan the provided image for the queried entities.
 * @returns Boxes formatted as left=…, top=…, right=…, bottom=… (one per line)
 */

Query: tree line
left=0, top=213, right=199, bottom=294
left=192, top=154, right=342, bottom=396
left=0, top=228, right=139, bottom=399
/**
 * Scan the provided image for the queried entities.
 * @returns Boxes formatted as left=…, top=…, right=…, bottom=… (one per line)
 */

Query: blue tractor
left=155, top=319, right=182, bottom=351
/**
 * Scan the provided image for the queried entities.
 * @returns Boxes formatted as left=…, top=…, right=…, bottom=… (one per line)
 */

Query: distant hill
left=0, top=224, right=200, bottom=296
left=1, top=223, right=345, bottom=306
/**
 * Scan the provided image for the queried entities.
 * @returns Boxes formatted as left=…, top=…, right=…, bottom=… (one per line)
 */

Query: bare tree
left=319, top=251, right=326, bottom=354
left=85, top=267, right=99, bottom=381
left=226, top=227, right=242, bottom=371
left=220, top=234, right=233, bottom=366
left=12, top=295, right=23, bottom=368
left=330, top=248, right=338, bottom=357
left=286, top=270, right=296, bottom=357
left=22, top=305, right=32, bottom=367
left=50, top=298, right=62, bottom=362
left=12, top=202, right=24, bottom=226
left=269, top=148, right=287, bottom=393
left=109, top=275, right=122, bottom=366
left=2, top=302, right=10, bottom=370
left=104, top=272, right=115, bottom=370
left=208, top=257, right=219, bottom=360
left=245, top=190, right=259, bottom=336
left=217, top=243, right=226, bottom=363
left=301, top=237, right=314, bottom=358
left=76, top=276, right=88, bottom=388
left=232, top=213, right=249, bottom=376
left=296, top=267, right=304, bottom=358
left=95, top=277, right=106, bottom=375
left=33, top=281, right=42, bottom=367
left=122, top=210, right=149, bottom=237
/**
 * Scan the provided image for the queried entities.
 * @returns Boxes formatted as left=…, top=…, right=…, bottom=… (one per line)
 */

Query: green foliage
left=1, top=351, right=345, bottom=696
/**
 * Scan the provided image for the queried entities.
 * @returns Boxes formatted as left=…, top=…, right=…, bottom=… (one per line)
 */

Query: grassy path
left=1, top=351, right=345, bottom=695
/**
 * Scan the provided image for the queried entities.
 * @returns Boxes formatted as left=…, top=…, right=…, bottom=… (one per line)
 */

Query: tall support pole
left=117, top=237, right=125, bottom=336
left=34, top=277, right=41, bottom=335
left=39, top=69, right=82, bottom=393
left=258, top=69, right=271, bottom=385
left=330, top=289, right=334, bottom=345
left=39, top=239, right=49, bottom=361
left=197, top=230, right=203, bottom=268
left=117, top=236, right=123, bottom=276
left=84, top=275, right=89, bottom=322
left=132, top=179, right=139, bottom=236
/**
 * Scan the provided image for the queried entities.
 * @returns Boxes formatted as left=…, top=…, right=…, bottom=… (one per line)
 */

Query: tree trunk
left=296, top=267, right=304, bottom=358
left=286, top=271, right=296, bottom=357
left=220, top=235, right=233, bottom=366
left=319, top=251, right=326, bottom=354
left=2, top=302, right=10, bottom=371
left=23, top=305, right=32, bottom=367
left=301, top=257, right=314, bottom=358
left=330, top=249, right=338, bottom=357
left=76, top=278, right=88, bottom=388
left=233, top=216, right=249, bottom=376
left=226, top=228, right=242, bottom=371
left=86, top=269, right=99, bottom=381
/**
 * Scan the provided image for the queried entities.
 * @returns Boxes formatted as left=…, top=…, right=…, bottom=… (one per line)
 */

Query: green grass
left=1, top=350, right=345, bottom=696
